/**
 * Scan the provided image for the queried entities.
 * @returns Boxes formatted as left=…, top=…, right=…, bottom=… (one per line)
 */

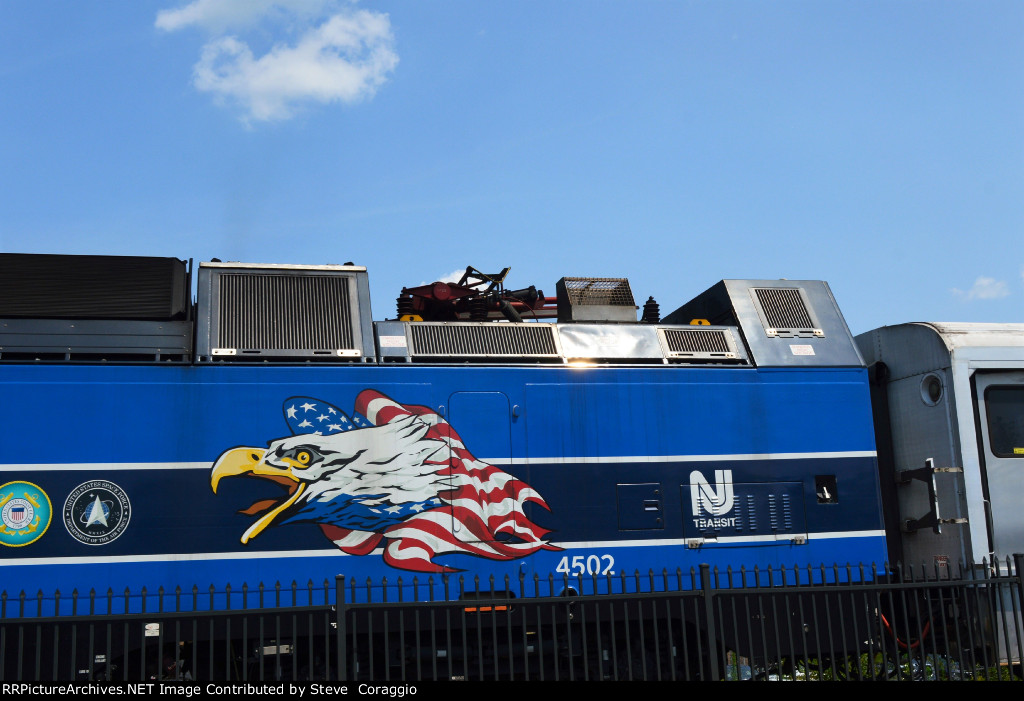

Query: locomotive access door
left=972, top=370, right=1024, bottom=559
left=445, top=392, right=522, bottom=544
left=971, top=369, right=1024, bottom=666
left=966, top=372, right=1024, bottom=556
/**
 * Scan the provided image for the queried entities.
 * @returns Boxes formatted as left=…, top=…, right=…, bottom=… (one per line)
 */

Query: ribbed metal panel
left=753, top=288, right=814, bottom=330
left=216, top=274, right=354, bottom=350
left=661, top=328, right=731, bottom=355
left=0, top=254, right=189, bottom=320
left=0, top=319, right=192, bottom=363
left=409, top=323, right=558, bottom=358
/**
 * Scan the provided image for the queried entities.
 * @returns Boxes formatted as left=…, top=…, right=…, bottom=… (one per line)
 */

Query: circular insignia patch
left=0, top=481, right=52, bottom=547
left=63, top=480, right=131, bottom=546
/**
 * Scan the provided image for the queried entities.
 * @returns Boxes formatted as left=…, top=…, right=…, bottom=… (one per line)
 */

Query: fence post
left=1013, top=554, right=1024, bottom=669
left=336, top=575, right=347, bottom=682
left=699, top=563, right=721, bottom=681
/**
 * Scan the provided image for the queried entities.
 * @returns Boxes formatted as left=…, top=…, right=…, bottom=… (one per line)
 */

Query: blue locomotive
left=0, top=255, right=888, bottom=611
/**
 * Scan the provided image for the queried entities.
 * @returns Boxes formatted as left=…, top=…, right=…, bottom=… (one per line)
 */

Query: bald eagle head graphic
left=211, top=390, right=559, bottom=572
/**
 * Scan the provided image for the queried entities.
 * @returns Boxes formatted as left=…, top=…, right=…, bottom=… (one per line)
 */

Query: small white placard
left=790, top=344, right=815, bottom=356
left=144, top=623, right=160, bottom=637
left=378, top=335, right=407, bottom=348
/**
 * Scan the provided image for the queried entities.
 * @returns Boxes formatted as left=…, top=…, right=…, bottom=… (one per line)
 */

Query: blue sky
left=0, top=1, right=1021, bottom=334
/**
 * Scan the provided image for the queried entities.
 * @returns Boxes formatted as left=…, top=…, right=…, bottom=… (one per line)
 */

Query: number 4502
left=555, top=554, right=615, bottom=576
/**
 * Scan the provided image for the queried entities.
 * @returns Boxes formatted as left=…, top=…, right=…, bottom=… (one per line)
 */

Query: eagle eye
left=276, top=445, right=322, bottom=467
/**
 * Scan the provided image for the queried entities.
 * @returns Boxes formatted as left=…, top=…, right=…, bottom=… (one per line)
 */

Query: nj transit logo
left=689, top=470, right=735, bottom=529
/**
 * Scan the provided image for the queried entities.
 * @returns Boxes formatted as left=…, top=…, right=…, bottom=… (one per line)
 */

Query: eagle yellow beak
left=210, top=446, right=307, bottom=545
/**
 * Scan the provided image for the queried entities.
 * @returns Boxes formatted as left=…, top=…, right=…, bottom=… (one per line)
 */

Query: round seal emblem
left=63, top=480, right=131, bottom=546
left=0, top=481, right=52, bottom=547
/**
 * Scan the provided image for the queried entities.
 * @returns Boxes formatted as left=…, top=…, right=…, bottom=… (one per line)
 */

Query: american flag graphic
left=283, top=397, right=372, bottom=436
left=308, top=389, right=560, bottom=572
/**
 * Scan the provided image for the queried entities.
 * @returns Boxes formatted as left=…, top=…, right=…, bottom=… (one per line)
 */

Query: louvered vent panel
left=0, top=254, right=188, bottom=320
left=662, top=328, right=731, bottom=354
left=409, top=323, right=558, bottom=358
left=753, top=288, right=814, bottom=330
left=217, top=274, right=354, bottom=350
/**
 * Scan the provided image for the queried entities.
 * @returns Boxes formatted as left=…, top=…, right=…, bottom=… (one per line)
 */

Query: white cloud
left=951, top=276, right=1010, bottom=301
left=157, top=1, right=397, bottom=123
left=417, top=270, right=470, bottom=287
left=156, top=0, right=335, bottom=33
left=438, top=269, right=468, bottom=284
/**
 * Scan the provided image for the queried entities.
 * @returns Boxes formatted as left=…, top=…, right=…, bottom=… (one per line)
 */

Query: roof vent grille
left=659, top=328, right=740, bottom=361
left=217, top=274, right=353, bottom=350
left=752, top=287, right=822, bottom=338
left=196, top=262, right=373, bottom=361
left=409, top=323, right=558, bottom=359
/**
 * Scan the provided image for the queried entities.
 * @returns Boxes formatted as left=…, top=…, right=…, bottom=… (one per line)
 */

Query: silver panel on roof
left=557, top=324, right=663, bottom=360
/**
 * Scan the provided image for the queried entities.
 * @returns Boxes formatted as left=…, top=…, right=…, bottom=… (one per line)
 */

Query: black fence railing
left=3, top=556, right=1023, bottom=681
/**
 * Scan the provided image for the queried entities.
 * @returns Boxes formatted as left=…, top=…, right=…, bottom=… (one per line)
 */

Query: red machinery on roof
left=395, top=266, right=557, bottom=322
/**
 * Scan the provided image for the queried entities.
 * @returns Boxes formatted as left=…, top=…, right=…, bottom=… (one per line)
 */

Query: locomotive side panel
left=0, top=363, right=886, bottom=608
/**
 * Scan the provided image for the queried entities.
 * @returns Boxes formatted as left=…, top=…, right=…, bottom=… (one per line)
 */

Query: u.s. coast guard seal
left=0, top=481, right=52, bottom=547
left=63, top=480, right=131, bottom=546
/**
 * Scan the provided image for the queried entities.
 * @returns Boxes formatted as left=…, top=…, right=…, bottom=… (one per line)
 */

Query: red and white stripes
left=347, top=389, right=559, bottom=572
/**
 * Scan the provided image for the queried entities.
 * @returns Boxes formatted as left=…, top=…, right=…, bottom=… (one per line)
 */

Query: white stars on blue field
left=285, top=397, right=360, bottom=436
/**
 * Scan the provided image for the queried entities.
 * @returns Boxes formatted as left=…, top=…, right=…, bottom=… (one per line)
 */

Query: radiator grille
left=409, top=323, right=558, bottom=358
left=753, top=288, right=814, bottom=331
left=216, top=274, right=354, bottom=350
left=661, top=328, right=731, bottom=355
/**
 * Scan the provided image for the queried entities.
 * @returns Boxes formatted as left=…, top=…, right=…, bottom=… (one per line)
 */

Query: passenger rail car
left=0, top=254, right=891, bottom=610
left=858, top=322, right=1024, bottom=664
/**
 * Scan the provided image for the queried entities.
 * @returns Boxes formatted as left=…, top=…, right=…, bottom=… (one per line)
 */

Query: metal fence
left=3, top=557, right=1023, bottom=682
